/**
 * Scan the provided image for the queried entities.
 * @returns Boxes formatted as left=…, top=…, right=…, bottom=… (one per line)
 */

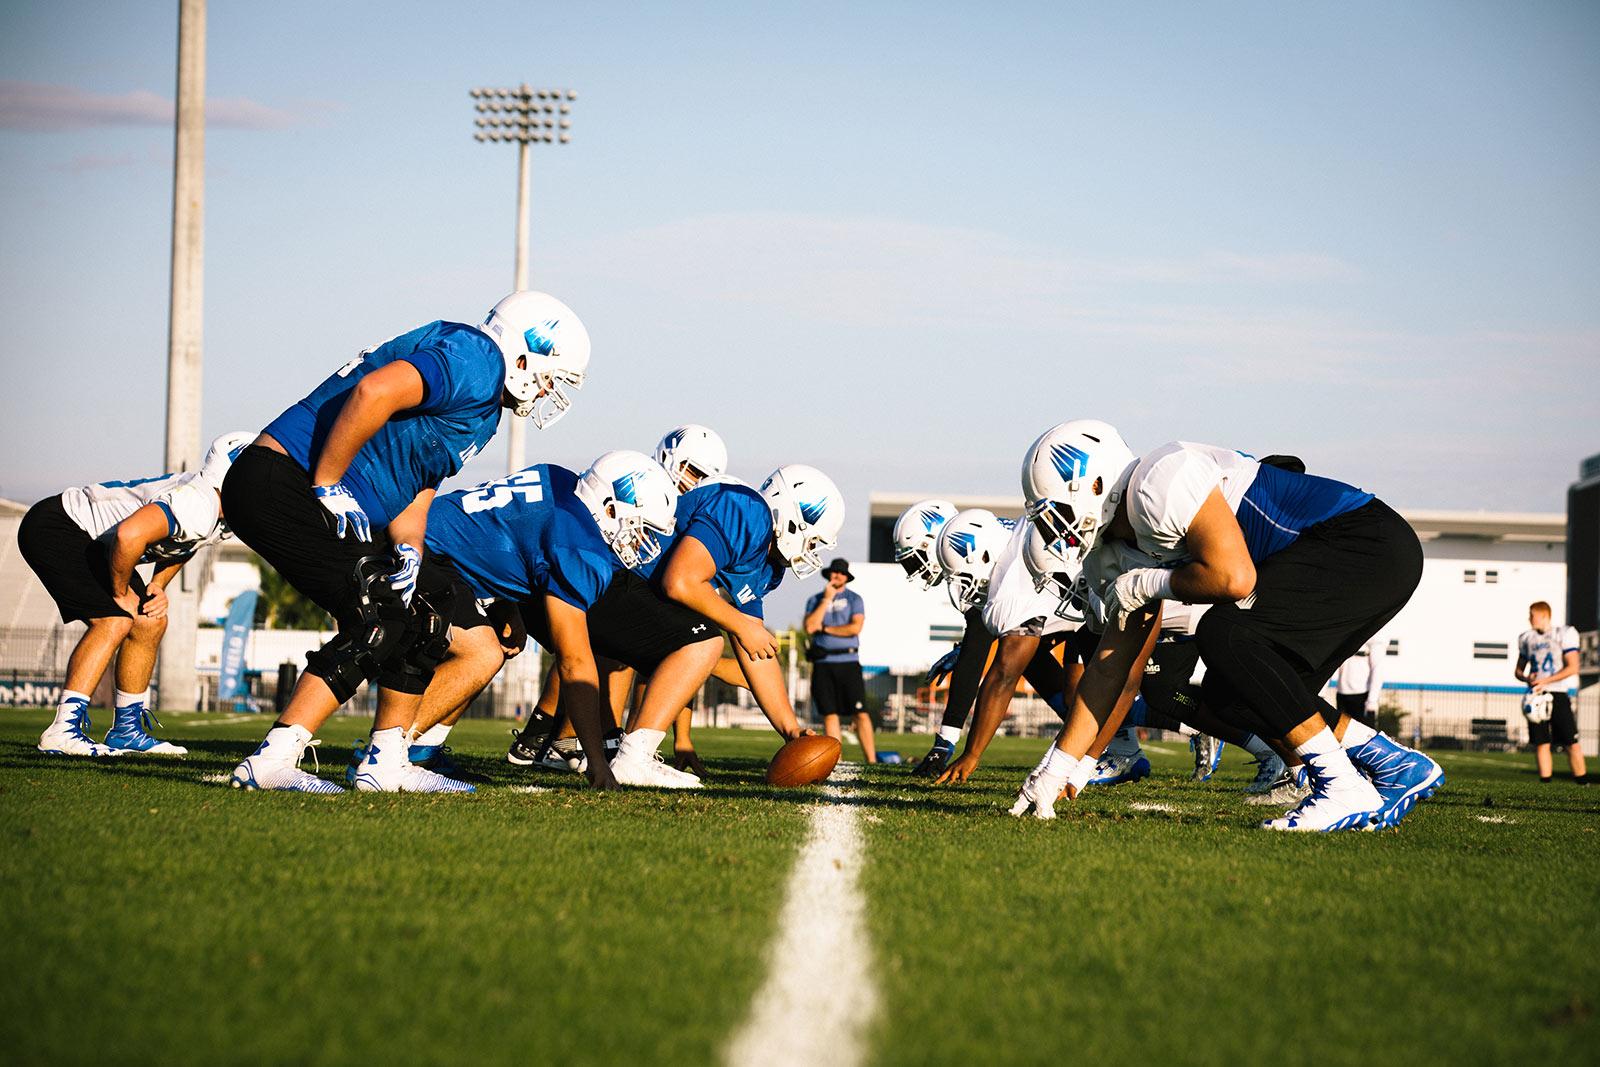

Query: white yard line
left=725, top=763, right=877, bottom=1067
left=1434, top=753, right=1518, bottom=769
left=179, top=714, right=257, bottom=729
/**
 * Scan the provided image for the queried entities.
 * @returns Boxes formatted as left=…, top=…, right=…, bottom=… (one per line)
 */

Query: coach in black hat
left=803, top=557, right=875, bottom=762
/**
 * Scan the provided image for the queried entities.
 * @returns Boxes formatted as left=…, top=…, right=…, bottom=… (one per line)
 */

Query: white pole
left=159, top=0, right=205, bottom=713
left=506, top=89, right=532, bottom=475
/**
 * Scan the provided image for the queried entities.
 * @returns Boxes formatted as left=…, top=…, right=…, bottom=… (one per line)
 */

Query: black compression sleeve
left=941, top=609, right=996, bottom=729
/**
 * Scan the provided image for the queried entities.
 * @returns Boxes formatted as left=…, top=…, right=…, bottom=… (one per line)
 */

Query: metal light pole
left=469, top=84, right=575, bottom=473
left=159, top=0, right=206, bottom=713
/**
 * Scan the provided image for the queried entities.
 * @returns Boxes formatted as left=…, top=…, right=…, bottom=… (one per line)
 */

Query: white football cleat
left=37, top=700, right=118, bottom=757
left=230, top=731, right=345, bottom=793
left=353, top=759, right=476, bottom=794
left=609, top=750, right=703, bottom=789
left=1262, top=767, right=1381, bottom=832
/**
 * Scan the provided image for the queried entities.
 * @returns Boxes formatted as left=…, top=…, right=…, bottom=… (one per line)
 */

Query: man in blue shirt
left=804, top=558, right=873, bottom=763
left=225, top=291, right=590, bottom=794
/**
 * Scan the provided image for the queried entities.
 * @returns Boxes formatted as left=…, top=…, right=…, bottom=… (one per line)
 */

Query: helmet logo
left=612, top=472, right=640, bottom=506
left=1049, top=443, right=1089, bottom=480
left=661, top=428, right=686, bottom=451
left=523, top=318, right=560, bottom=357
left=918, top=509, right=943, bottom=531
left=798, top=498, right=827, bottom=525
left=947, top=530, right=977, bottom=558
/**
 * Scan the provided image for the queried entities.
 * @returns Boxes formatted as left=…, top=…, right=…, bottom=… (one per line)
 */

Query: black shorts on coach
left=1529, top=692, right=1580, bottom=748
left=17, top=494, right=150, bottom=623
left=812, top=660, right=867, bottom=718
left=519, top=569, right=719, bottom=675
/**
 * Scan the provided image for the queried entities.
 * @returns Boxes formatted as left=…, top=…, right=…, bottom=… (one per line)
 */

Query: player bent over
left=226, top=291, right=589, bottom=793
left=1014, top=421, right=1442, bottom=831
left=19, top=432, right=254, bottom=756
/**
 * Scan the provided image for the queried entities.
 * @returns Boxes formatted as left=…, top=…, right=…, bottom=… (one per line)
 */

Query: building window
left=1485, top=570, right=1499, bottom=583
left=1463, top=569, right=1477, bottom=583
left=1472, top=641, right=1509, bottom=660
left=1385, top=640, right=1400, bottom=656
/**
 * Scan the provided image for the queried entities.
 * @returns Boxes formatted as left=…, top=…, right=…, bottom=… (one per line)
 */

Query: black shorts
left=519, top=569, right=719, bottom=675
left=1529, top=692, right=1580, bottom=748
left=17, top=495, right=149, bottom=623
left=222, top=445, right=392, bottom=627
left=1141, top=637, right=1201, bottom=724
left=424, top=554, right=494, bottom=632
left=1335, top=691, right=1373, bottom=722
left=1199, top=499, right=1423, bottom=706
left=813, top=660, right=867, bottom=717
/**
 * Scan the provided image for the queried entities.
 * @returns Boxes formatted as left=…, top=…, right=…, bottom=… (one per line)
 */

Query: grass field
left=2, top=708, right=1597, bottom=1066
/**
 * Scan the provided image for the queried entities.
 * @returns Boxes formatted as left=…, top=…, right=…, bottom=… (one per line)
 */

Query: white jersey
left=1518, top=625, right=1580, bottom=695
left=1334, top=636, right=1386, bottom=696
left=982, top=519, right=1080, bottom=638
left=1082, top=538, right=1206, bottom=636
left=1117, top=442, right=1260, bottom=564
left=59, top=471, right=228, bottom=563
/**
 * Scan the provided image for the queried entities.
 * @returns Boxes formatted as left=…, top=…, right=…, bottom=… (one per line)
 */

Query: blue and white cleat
left=1089, top=750, right=1151, bottom=787
left=1346, top=732, right=1444, bottom=830
left=37, top=698, right=117, bottom=757
left=409, top=743, right=465, bottom=777
left=231, top=733, right=345, bottom=793
left=1190, top=734, right=1225, bottom=782
left=352, top=740, right=476, bottom=794
left=1262, top=767, right=1381, bottom=832
left=103, top=702, right=187, bottom=756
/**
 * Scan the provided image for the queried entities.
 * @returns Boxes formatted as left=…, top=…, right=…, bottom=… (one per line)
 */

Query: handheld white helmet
left=198, top=431, right=256, bottom=492
left=574, top=450, right=678, bottom=569
left=892, top=500, right=959, bottom=589
left=935, top=508, right=1011, bottom=612
left=654, top=424, right=729, bottom=493
left=759, top=464, right=844, bottom=577
left=1022, top=526, right=1091, bottom=623
left=481, top=290, right=591, bottom=429
left=1020, top=420, right=1135, bottom=569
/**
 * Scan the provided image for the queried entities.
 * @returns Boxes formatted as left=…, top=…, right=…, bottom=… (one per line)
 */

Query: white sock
left=620, top=728, right=666, bottom=761
left=261, top=723, right=313, bottom=758
left=115, top=689, right=149, bottom=709
left=1241, top=733, right=1275, bottom=760
left=414, top=723, right=452, bottom=747
left=1341, top=720, right=1378, bottom=748
left=1294, top=727, right=1360, bottom=784
left=937, top=724, right=962, bottom=745
left=369, top=726, right=408, bottom=765
left=53, top=690, right=90, bottom=726
left=1107, top=726, right=1141, bottom=757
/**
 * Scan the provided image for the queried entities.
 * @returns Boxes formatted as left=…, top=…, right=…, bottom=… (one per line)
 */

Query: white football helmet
left=1021, top=420, right=1135, bottom=569
left=481, top=291, right=591, bottom=429
left=760, top=464, right=844, bottom=577
left=892, top=500, right=959, bottom=589
left=654, top=424, right=728, bottom=493
left=1022, top=526, right=1091, bottom=623
left=936, top=508, right=1011, bottom=612
left=574, top=450, right=678, bottom=569
left=198, top=431, right=256, bottom=492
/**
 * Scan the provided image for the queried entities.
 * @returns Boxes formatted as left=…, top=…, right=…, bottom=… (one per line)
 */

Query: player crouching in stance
left=1014, top=420, right=1443, bottom=832
left=19, top=432, right=254, bottom=756
left=226, top=291, right=589, bottom=793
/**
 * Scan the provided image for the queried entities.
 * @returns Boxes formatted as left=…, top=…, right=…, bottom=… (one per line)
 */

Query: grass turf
left=2, top=710, right=1596, bottom=1066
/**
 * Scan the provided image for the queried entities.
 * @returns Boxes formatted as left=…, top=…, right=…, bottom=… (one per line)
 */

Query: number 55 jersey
left=425, top=464, right=619, bottom=611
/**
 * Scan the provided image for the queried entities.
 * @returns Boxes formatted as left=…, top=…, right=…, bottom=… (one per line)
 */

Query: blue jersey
left=648, top=481, right=784, bottom=619
left=264, top=321, right=505, bottom=529
left=425, top=464, right=618, bottom=611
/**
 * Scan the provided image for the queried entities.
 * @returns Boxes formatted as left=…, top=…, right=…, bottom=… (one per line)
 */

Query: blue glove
left=926, top=644, right=961, bottom=686
left=388, top=544, right=421, bottom=608
left=314, top=482, right=371, bottom=541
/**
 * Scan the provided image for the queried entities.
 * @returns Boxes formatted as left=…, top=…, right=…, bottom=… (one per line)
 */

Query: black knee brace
left=304, top=556, right=410, bottom=704
left=376, top=598, right=452, bottom=696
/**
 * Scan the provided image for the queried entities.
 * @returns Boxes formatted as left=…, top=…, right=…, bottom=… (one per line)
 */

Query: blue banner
left=218, top=590, right=258, bottom=705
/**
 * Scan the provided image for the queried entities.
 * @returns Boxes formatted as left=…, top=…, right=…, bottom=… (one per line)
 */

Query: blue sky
left=2, top=1, right=1598, bottom=620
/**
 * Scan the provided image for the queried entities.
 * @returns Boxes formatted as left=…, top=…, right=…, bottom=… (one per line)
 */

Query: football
left=765, top=735, right=843, bottom=787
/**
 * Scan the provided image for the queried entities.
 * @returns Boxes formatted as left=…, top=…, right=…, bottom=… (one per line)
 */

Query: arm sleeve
left=943, top=610, right=998, bottom=726
left=157, top=477, right=221, bottom=542
left=400, top=345, right=457, bottom=413
left=1132, top=448, right=1222, bottom=554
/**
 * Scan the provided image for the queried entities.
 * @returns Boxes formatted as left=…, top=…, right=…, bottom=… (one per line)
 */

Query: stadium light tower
left=470, top=83, right=576, bottom=473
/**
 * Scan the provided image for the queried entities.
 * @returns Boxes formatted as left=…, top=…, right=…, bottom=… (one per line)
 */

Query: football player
left=19, top=431, right=254, bottom=756
left=1012, top=420, right=1443, bottom=831
left=225, top=291, right=590, bottom=793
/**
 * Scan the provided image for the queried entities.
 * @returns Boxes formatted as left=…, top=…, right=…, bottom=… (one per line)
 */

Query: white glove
left=1105, top=567, right=1173, bottom=629
left=388, top=544, right=421, bottom=608
left=314, top=482, right=371, bottom=541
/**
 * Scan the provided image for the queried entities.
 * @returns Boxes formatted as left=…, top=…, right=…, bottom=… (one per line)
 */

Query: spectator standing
left=1515, top=600, right=1587, bottom=784
left=804, top=557, right=875, bottom=763
left=1333, top=634, right=1387, bottom=728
